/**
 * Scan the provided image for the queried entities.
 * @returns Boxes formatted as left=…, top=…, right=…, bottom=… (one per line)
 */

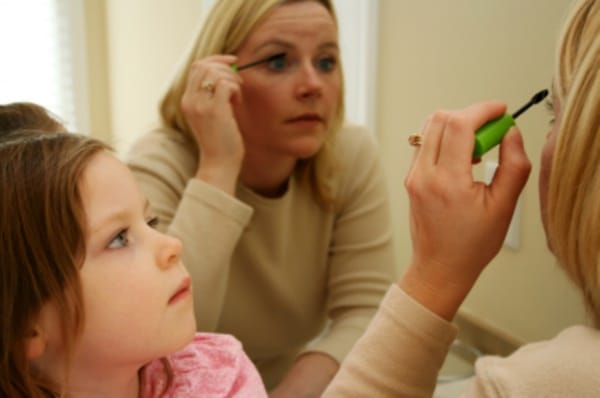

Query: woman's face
left=233, top=1, right=341, bottom=162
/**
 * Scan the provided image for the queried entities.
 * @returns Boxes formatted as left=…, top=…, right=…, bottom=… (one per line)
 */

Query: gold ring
left=408, top=132, right=422, bottom=147
left=201, top=80, right=215, bottom=94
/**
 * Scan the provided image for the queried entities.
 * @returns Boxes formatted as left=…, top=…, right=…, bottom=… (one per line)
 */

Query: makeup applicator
left=473, top=89, right=549, bottom=158
left=231, top=52, right=287, bottom=72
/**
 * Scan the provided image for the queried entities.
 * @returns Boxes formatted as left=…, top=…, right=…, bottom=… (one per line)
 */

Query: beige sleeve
left=128, top=133, right=253, bottom=330
left=304, top=126, right=397, bottom=362
left=323, top=285, right=458, bottom=397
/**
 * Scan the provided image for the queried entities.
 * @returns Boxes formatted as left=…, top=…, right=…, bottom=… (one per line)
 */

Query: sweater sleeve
left=303, top=125, right=397, bottom=363
left=128, top=131, right=253, bottom=330
left=323, top=284, right=458, bottom=397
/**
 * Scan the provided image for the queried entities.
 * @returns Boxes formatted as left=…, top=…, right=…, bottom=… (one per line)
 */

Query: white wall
left=105, top=0, right=204, bottom=154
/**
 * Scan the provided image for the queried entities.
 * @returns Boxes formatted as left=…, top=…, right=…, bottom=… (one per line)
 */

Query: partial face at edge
left=539, top=90, right=561, bottom=248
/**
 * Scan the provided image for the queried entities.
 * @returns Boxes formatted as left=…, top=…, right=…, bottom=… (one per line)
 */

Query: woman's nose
left=296, top=63, right=323, bottom=99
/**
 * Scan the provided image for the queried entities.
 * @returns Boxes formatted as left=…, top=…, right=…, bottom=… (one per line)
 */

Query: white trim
left=333, top=0, right=378, bottom=134
left=202, top=0, right=215, bottom=11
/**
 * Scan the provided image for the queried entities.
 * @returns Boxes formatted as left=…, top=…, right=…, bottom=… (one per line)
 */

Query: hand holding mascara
left=472, top=89, right=548, bottom=158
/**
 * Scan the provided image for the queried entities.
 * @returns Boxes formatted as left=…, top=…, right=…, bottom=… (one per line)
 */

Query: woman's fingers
left=419, top=110, right=449, bottom=166
left=437, top=101, right=506, bottom=173
left=490, top=127, right=532, bottom=211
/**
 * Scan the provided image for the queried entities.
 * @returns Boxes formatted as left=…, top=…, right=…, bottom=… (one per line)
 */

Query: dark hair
left=0, top=102, right=66, bottom=139
left=0, top=130, right=108, bottom=397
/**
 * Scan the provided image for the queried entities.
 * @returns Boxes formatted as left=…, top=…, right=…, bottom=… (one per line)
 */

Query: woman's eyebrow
left=252, top=40, right=294, bottom=55
left=252, top=39, right=339, bottom=55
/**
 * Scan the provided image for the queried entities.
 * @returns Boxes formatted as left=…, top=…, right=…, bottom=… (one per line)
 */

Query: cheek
left=327, top=73, right=342, bottom=97
left=236, top=84, right=282, bottom=122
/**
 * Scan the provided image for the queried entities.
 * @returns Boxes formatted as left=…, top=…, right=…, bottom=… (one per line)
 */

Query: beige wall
left=377, top=0, right=587, bottom=343
left=84, top=0, right=111, bottom=142
left=87, top=1, right=589, bottom=344
left=103, top=0, right=205, bottom=154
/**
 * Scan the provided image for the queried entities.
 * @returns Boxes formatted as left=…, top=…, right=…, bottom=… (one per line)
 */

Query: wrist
left=399, top=258, right=479, bottom=321
left=196, top=162, right=241, bottom=195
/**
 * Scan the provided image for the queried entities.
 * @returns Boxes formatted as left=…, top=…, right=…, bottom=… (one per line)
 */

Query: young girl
left=0, top=110, right=267, bottom=397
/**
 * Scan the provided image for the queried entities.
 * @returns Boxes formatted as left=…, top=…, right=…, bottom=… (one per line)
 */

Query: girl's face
left=233, top=1, right=341, bottom=162
left=39, top=152, right=196, bottom=378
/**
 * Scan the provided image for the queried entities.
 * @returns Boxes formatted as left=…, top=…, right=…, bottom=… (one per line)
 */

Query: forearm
left=168, top=179, right=252, bottom=329
left=269, top=352, right=339, bottom=398
left=323, top=286, right=457, bottom=397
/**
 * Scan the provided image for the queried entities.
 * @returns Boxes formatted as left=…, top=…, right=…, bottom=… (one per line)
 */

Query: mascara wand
left=473, top=89, right=549, bottom=158
left=231, top=52, right=287, bottom=72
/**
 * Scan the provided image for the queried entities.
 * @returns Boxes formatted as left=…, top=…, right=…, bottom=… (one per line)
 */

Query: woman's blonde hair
left=548, top=0, right=600, bottom=327
left=160, top=0, right=345, bottom=208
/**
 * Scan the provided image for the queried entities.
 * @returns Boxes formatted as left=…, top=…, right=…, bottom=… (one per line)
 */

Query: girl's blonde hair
left=548, top=0, right=600, bottom=327
left=160, top=0, right=345, bottom=208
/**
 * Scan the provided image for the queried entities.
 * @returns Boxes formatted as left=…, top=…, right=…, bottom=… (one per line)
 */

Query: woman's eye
left=316, top=56, right=337, bottom=72
left=268, top=55, right=289, bottom=71
left=147, top=216, right=159, bottom=229
left=107, top=229, right=129, bottom=249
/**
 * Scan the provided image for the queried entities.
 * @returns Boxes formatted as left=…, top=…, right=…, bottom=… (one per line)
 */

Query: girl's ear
left=25, top=326, right=47, bottom=359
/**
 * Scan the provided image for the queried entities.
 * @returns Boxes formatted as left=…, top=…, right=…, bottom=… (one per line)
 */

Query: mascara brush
left=473, top=89, right=549, bottom=158
left=231, top=52, right=287, bottom=72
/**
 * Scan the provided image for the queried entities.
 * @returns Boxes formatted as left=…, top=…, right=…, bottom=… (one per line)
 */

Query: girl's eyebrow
left=89, top=200, right=151, bottom=234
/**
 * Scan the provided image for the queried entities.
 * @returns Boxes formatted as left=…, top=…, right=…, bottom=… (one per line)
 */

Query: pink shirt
left=141, top=333, right=267, bottom=397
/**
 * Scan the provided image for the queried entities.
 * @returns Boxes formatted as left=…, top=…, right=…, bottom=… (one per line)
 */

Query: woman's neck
left=240, top=151, right=296, bottom=197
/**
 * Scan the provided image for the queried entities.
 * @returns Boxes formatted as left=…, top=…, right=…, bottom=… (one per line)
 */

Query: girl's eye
left=108, top=229, right=129, bottom=249
left=267, top=55, right=289, bottom=72
left=147, top=216, right=159, bottom=229
left=316, top=56, right=337, bottom=72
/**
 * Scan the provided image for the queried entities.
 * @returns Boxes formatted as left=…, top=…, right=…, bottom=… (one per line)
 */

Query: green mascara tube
left=472, top=89, right=548, bottom=158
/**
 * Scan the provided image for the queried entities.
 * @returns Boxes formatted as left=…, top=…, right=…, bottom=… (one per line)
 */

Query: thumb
left=490, top=127, right=532, bottom=206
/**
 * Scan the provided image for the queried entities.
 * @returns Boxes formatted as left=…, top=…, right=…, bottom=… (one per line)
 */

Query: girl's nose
left=157, top=232, right=183, bottom=269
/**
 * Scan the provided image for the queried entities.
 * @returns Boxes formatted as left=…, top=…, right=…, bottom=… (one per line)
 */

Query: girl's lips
left=168, top=277, right=191, bottom=305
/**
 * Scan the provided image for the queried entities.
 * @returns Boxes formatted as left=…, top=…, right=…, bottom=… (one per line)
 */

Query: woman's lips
left=286, top=114, right=324, bottom=124
left=168, top=277, right=191, bottom=305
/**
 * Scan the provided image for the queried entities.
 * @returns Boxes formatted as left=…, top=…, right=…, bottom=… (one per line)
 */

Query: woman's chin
left=289, top=138, right=326, bottom=159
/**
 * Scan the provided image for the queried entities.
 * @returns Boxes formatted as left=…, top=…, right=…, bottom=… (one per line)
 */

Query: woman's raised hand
left=181, top=55, right=244, bottom=194
left=401, top=101, right=532, bottom=320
